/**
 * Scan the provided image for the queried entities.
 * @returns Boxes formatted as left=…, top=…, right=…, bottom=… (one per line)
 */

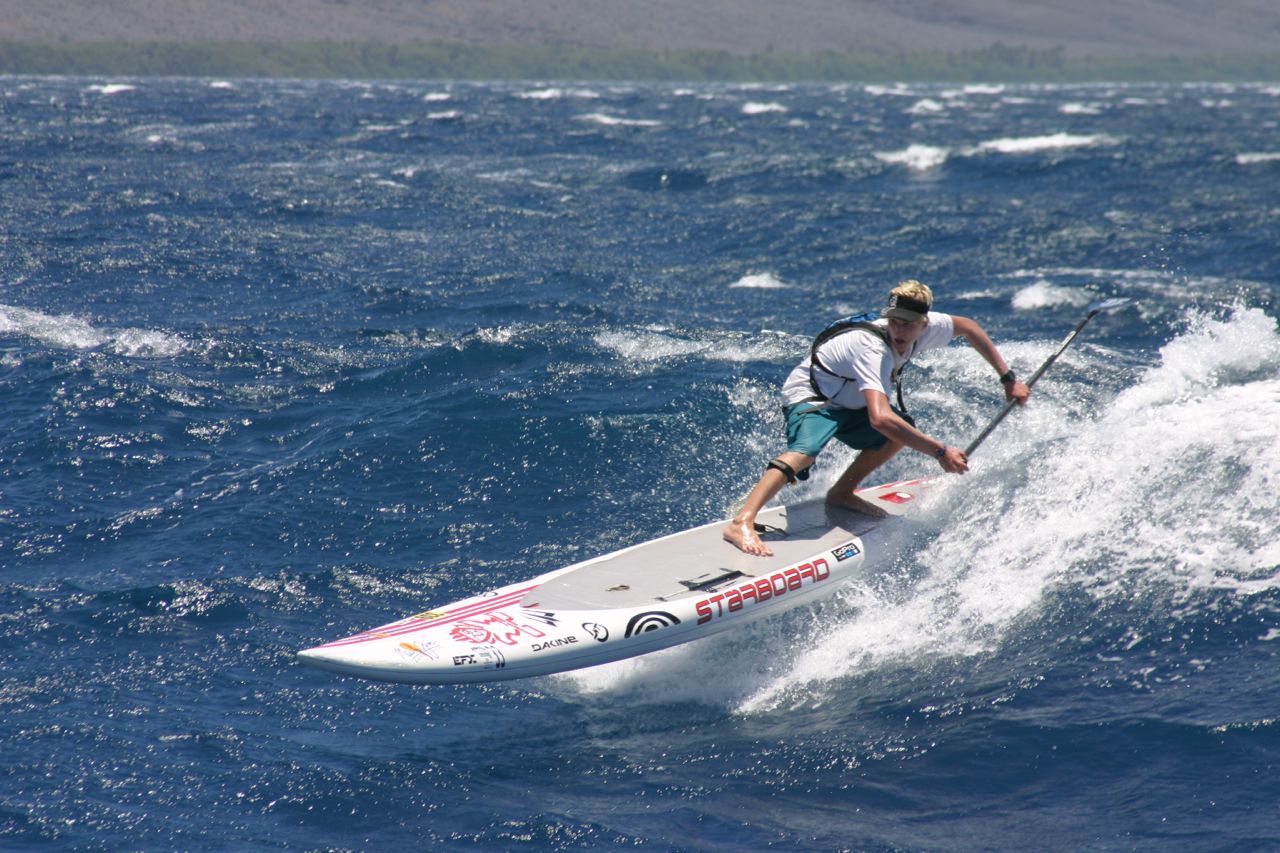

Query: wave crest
left=0, top=303, right=189, bottom=358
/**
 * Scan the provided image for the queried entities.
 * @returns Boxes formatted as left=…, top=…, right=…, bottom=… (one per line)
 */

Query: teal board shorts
left=783, top=402, right=916, bottom=459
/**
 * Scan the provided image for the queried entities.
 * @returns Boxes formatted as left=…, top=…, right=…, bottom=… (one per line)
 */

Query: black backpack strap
left=807, top=317, right=910, bottom=412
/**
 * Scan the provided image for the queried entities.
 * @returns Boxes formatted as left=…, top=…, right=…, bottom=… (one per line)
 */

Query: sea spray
left=558, top=306, right=1280, bottom=715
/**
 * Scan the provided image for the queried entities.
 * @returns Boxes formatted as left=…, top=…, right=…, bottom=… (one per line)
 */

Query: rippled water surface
left=2, top=77, right=1279, bottom=851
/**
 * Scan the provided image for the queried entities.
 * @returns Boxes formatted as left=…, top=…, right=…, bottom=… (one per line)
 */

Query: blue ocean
left=2, top=76, right=1279, bottom=851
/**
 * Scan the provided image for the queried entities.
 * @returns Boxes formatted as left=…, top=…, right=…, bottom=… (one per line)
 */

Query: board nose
left=296, top=642, right=409, bottom=677
left=296, top=645, right=354, bottom=673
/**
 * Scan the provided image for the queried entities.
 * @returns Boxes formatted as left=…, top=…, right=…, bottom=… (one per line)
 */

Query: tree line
left=1, top=40, right=1278, bottom=82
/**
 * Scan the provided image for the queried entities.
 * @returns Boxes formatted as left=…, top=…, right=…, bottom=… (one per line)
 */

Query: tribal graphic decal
left=624, top=611, right=681, bottom=638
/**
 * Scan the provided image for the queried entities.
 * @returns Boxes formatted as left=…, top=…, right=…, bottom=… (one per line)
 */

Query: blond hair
left=891, top=279, right=933, bottom=307
left=889, top=280, right=933, bottom=324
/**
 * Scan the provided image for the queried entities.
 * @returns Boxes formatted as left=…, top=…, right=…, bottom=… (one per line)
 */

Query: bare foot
left=825, top=492, right=891, bottom=518
left=723, top=519, right=773, bottom=557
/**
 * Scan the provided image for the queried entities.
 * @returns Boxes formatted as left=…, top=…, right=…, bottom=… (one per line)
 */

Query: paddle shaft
left=963, top=302, right=1124, bottom=457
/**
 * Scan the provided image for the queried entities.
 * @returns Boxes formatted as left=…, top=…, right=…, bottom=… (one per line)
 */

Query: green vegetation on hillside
left=2, top=40, right=1279, bottom=82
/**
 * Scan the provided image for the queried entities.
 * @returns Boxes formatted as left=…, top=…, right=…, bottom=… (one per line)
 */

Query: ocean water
left=2, top=76, right=1279, bottom=851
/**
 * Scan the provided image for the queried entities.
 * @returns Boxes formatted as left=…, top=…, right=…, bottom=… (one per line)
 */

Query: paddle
left=963, top=297, right=1133, bottom=457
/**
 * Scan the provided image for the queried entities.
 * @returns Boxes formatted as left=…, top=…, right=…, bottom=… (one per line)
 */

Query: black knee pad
left=767, top=457, right=809, bottom=484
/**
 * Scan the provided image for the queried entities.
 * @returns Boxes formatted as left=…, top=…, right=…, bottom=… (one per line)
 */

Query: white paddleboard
left=297, top=477, right=937, bottom=684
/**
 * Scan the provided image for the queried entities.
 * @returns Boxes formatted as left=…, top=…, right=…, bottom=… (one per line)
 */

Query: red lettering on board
left=784, top=567, right=803, bottom=591
left=693, top=556, right=835, bottom=627
left=696, top=600, right=713, bottom=625
left=755, top=578, right=772, bottom=602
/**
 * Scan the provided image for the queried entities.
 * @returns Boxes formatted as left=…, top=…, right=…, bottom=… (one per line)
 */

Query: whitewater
left=2, top=77, right=1278, bottom=851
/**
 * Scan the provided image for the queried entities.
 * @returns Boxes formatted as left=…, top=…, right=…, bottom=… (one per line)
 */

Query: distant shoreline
left=3, top=40, right=1280, bottom=82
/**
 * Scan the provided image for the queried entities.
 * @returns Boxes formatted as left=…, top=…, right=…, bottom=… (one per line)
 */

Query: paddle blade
left=1087, top=297, right=1133, bottom=316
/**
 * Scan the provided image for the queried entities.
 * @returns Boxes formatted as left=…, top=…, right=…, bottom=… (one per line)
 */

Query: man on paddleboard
left=724, top=280, right=1030, bottom=557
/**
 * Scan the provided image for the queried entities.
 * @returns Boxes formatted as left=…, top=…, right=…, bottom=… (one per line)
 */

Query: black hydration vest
left=807, top=311, right=911, bottom=411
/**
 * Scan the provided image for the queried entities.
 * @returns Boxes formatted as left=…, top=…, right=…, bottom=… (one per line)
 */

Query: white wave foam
left=741, top=101, right=787, bottom=115
left=1000, top=267, right=1273, bottom=310
left=731, top=305, right=1280, bottom=712
left=1236, top=152, right=1280, bottom=165
left=129, top=123, right=181, bottom=145
left=86, top=83, right=136, bottom=96
left=906, top=98, right=945, bottom=115
left=875, top=144, right=949, bottom=171
left=565, top=307, right=1280, bottom=715
left=1011, top=281, right=1095, bottom=310
left=520, top=87, right=600, bottom=100
left=0, top=304, right=188, bottom=357
left=976, top=132, right=1114, bottom=154
left=953, top=288, right=1002, bottom=301
left=864, top=84, right=916, bottom=97
left=519, top=87, right=565, bottom=100
left=575, top=112, right=662, bottom=128
left=1059, top=102, right=1104, bottom=115
left=1113, top=306, right=1279, bottom=413
left=594, top=329, right=708, bottom=363
left=594, top=327, right=798, bottom=367
left=729, top=272, right=791, bottom=289
left=110, top=327, right=189, bottom=358
left=1001, top=307, right=1280, bottom=601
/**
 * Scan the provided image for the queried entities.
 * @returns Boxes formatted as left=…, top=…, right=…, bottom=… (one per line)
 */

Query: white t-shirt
left=779, top=312, right=956, bottom=410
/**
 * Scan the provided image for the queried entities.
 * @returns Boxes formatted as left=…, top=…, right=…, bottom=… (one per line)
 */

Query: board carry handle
left=963, top=297, right=1133, bottom=457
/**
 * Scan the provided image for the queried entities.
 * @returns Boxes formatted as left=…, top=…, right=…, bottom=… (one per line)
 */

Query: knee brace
left=767, top=457, right=808, bottom=484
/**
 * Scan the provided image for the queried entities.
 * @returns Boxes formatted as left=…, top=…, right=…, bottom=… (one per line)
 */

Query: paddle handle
left=963, top=299, right=1130, bottom=457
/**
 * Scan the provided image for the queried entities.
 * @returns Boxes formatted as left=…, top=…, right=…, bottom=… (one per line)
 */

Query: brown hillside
left=2, top=0, right=1279, bottom=57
